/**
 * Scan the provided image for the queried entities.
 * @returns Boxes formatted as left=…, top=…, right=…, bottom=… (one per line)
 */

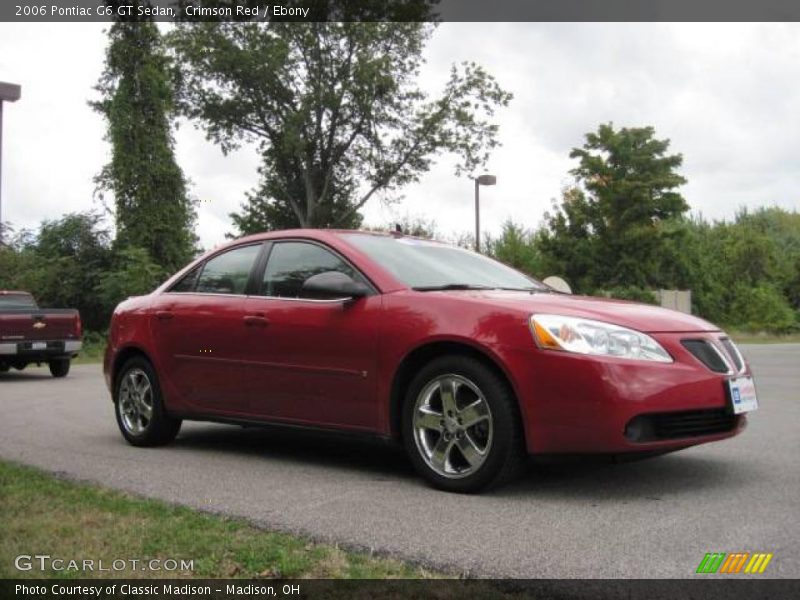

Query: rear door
left=150, top=243, right=264, bottom=415
left=242, top=240, right=381, bottom=430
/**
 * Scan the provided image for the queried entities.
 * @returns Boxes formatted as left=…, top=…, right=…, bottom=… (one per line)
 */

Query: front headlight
left=530, top=314, right=673, bottom=363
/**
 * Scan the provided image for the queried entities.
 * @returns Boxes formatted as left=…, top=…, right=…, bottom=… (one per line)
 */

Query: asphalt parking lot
left=1, top=344, right=798, bottom=578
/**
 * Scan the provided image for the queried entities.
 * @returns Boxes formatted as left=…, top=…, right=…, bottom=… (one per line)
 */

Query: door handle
left=243, top=315, right=269, bottom=327
left=155, top=310, right=174, bottom=321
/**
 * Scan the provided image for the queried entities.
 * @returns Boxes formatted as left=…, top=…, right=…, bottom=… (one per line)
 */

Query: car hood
left=435, top=290, right=719, bottom=333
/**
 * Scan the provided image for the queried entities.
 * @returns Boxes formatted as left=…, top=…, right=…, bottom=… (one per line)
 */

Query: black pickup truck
left=0, top=291, right=82, bottom=377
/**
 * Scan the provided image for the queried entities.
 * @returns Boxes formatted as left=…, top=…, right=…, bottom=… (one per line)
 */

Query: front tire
left=49, top=359, right=70, bottom=378
left=401, top=355, right=525, bottom=493
left=114, top=357, right=181, bottom=447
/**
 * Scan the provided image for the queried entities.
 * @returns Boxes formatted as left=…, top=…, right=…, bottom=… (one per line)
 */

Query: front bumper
left=0, top=339, right=82, bottom=361
left=506, top=332, right=750, bottom=454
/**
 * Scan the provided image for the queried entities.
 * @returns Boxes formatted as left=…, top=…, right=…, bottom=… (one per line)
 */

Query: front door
left=242, top=241, right=381, bottom=430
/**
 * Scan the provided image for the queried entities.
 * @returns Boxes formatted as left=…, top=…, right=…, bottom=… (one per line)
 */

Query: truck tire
left=49, top=359, right=71, bottom=378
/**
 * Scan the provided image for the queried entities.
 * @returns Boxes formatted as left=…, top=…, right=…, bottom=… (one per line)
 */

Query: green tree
left=95, top=246, right=165, bottom=310
left=539, top=124, right=689, bottom=290
left=170, top=18, right=511, bottom=232
left=536, top=187, right=599, bottom=292
left=0, top=223, right=38, bottom=289
left=92, top=3, right=197, bottom=272
left=228, top=166, right=362, bottom=236
left=487, top=219, right=543, bottom=277
left=13, top=213, right=113, bottom=331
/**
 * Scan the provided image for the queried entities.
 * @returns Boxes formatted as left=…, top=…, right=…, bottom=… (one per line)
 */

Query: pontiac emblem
left=33, top=322, right=46, bottom=329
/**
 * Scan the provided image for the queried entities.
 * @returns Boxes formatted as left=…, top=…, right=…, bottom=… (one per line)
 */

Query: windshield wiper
left=494, top=286, right=547, bottom=293
left=412, top=284, right=495, bottom=292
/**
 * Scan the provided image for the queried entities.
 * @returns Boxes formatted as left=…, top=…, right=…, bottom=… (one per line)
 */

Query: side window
left=261, top=242, right=366, bottom=298
left=195, top=244, right=261, bottom=295
left=169, top=265, right=202, bottom=293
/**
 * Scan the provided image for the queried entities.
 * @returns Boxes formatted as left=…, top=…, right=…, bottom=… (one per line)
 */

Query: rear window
left=0, top=294, right=37, bottom=309
left=168, top=265, right=202, bottom=293
left=195, top=244, right=262, bottom=295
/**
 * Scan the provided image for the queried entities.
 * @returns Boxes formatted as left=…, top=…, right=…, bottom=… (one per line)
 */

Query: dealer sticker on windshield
left=728, top=376, right=758, bottom=414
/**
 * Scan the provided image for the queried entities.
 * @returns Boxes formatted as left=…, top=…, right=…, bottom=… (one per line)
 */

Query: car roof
left=156, top=229, right=419, bottom=296
left=234, top=228, right=427, bottom=242
left=209, top=228, right=441, bottom=253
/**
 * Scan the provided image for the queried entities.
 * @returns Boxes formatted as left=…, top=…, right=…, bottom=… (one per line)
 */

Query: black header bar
left=3, top=0, right=800, bottom=23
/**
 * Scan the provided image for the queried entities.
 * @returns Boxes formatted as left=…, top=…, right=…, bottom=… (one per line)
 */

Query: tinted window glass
left=262, top=242, right=365, bottom=298
left=341, top=234, right=546, bottom=291
left=169, top=265, right=202, bottom=293
left=0, top=294, right=37, bottom=309
left=195, top=244, right=261, bottom=295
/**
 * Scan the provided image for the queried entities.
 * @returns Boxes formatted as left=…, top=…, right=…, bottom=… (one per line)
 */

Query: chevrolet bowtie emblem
left=33, top=322, right=46, bottom=329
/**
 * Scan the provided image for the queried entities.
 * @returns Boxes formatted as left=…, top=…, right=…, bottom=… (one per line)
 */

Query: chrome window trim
left=708, top=340, right=736, bottom=376
left=160, top=291, right=351, bottom=304
left=245, top=294, right=352, bottom=305
left=720, top=337, right=747, bottom=375
left=161, top=292, right=246, bottom=299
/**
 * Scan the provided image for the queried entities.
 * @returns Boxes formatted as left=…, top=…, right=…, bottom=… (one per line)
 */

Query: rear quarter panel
left=104, top=296, right=158, bottom=395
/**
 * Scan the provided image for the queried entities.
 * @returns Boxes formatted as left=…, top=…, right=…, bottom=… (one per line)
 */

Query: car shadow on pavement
left=171, top=423, right=418, bottom=480
left=169, top=423, right=759, bottom=497
left=497, top=452, right=761, bottom=500
left=0, top=369, right=54, bottom=382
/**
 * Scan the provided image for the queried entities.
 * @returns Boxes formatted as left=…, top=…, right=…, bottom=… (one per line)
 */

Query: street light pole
left=474, top=178, right=480, bottom=252
left=0, top=81, right=22, bottom=243
left=473, top=174, right=496, bottom=253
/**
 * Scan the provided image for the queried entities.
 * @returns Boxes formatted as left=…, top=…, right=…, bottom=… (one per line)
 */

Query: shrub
left=727, top=284, right=798, bottom=333
left=604, top=286, right=659, bottom=305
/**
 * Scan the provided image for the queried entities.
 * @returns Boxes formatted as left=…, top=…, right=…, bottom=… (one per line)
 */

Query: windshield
left=341, top=234, right=547, bottom=291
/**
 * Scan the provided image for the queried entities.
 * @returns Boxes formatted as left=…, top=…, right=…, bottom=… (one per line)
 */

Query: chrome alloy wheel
left=118, top=368, right=154, bottom=435
left=412, top=374, right=494, bottom=479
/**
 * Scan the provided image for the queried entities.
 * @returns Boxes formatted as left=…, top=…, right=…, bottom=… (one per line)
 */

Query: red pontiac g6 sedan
left=104, top=229, right=757, bottom=492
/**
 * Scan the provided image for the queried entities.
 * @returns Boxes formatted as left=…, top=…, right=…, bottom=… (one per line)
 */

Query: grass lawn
left=0, top=461, right=444, bottom=579
left=728, top=331, right=800, bottom=344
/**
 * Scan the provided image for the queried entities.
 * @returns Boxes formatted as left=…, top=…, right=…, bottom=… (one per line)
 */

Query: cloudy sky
left=0, top=22, right=798, bottom=251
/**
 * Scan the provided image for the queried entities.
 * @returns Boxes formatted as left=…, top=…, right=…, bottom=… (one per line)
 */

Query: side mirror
left=302, top=271, right=370, bottom=300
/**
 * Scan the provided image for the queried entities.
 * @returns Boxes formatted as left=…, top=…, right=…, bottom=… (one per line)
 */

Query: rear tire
left=401, top=355, right=525, bottom=493
left=114, top=356, right=181, bottom=447
left=49, top=359, right=71, bottom=378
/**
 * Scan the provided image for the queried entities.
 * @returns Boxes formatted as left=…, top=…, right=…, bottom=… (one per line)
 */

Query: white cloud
left=1, top=22, right=798, bottom=252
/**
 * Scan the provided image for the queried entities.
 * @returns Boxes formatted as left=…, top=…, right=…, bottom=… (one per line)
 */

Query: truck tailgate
left=0, top=310, right=81, bottom=341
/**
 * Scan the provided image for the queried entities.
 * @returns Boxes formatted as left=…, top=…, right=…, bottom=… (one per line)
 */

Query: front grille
left=625, top=409, right=738, bottom=442
left=719, top=338, right=744, bottom=372
left=681, top=339, right=729, bottom=373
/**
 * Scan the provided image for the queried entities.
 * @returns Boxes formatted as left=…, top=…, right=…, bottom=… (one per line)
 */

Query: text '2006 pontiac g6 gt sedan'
left=103, top=229, right=757, bottom=492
